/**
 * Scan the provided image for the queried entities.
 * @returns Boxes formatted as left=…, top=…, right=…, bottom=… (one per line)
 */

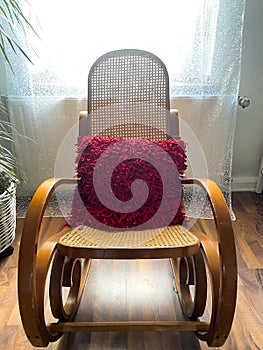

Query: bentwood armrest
left=181, top=177, right=236, bottom=266
left=181, top=177, right=234, bottom=240
left=22, top=178, right=77, bottom=245
left=181, top=177, right=237, bottom=345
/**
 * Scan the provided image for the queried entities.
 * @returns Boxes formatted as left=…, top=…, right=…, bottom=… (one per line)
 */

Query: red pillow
left=67, top=136, right=187, bottom=230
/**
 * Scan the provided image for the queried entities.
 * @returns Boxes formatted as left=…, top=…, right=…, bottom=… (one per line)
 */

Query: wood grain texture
left=0, top=192, right=262, bottom=349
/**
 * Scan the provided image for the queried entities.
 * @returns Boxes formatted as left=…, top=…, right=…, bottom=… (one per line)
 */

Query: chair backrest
left=85, top=49, right=176, bottom=140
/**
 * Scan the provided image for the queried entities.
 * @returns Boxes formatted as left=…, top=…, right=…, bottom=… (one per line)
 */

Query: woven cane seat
left=57, top=225, right=200, bottom=259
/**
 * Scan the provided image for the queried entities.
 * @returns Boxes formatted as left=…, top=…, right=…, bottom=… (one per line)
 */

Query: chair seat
left=57, top=225, right=200, bottom=259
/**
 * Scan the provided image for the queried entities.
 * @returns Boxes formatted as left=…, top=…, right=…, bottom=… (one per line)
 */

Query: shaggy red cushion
left=67, top=136, right=187, bottom=230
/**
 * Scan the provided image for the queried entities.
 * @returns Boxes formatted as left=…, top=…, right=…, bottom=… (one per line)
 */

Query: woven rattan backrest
left=87, top=49, right=171, bottom=140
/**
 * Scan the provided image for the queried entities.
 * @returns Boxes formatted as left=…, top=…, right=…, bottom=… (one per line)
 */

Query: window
left=25, top=0, right=220, bottom=97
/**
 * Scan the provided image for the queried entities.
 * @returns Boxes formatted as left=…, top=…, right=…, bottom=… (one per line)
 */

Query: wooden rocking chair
left=18, top=49, right=237, bottom=347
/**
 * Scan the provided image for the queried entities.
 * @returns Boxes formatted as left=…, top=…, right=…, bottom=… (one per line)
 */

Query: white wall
left=232, top=0, right=263, bottom=191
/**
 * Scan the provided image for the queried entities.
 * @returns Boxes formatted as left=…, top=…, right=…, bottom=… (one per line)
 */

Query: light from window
left=27, top=0, right=220, bottom=96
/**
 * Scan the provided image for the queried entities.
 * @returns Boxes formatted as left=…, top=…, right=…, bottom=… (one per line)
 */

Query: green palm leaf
left=0, top=0, right=38, bottom=68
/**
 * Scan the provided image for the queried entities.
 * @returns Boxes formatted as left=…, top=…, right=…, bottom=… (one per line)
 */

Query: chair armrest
left=181, top=177, right=237, bottom=281
left=22, top=178, right=77, bottom=246
left=18, top=178, right=77, bottom=345
left=181, top=177, right=232, bottom=235
left=181, top=178, right=237, bottom=344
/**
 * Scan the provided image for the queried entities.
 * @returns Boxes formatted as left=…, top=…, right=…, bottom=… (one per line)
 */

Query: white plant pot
left=0, top=182, right=16, bottom=254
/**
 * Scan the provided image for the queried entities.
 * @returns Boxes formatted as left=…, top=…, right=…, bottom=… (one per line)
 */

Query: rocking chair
left=18, top=49, right=237, bottom=347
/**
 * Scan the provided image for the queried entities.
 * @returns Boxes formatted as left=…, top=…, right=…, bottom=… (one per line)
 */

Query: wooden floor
left=0, top=192, right=262, bottom=349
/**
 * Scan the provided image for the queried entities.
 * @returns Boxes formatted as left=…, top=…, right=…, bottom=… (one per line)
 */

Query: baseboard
left=231, top=176, right=258, bottom=192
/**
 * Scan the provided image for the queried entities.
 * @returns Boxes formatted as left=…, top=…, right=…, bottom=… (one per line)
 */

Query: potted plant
left=0, top=107, right=20, bottom=258
left=0, top=0, right=37, bottom=258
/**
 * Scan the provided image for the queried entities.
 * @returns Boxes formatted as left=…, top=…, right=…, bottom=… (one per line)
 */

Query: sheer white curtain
left=4, top=0, right=246, bottom=218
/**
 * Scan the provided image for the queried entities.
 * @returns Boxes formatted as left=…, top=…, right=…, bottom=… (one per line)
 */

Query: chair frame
left=18, top=50, right=237, bottom=348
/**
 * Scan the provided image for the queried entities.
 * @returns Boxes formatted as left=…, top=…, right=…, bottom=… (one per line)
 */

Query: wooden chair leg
left=179, top=178, right=237, bottom=346
left=49, top=252, right=91, bottom=321
left=19, top=234, right=65, bottom=346
left=172, top=231, right=236, bottom=347
left=19, top=236, right=90, bottom=347
left=171, top=251, right=207, bottom=320
left=17, top=178, right=91, bottom=347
